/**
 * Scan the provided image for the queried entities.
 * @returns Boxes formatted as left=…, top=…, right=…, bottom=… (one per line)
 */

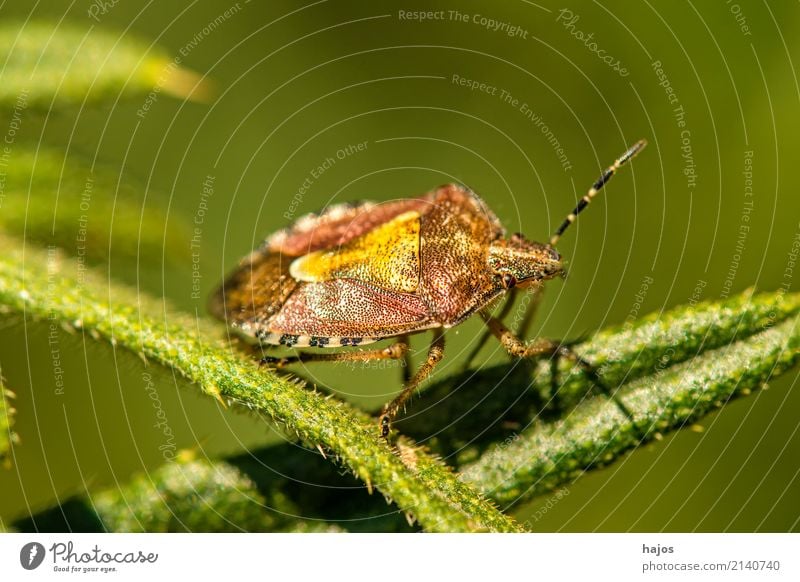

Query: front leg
left=461, top=283, right=545, bottom=370
left=479, top=312, right=636, bottom=423
left=479, top=311, right=560, bottom=358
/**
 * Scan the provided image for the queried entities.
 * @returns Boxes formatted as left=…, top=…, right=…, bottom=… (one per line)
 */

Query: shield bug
left=211, top=140, right=647, bottom=437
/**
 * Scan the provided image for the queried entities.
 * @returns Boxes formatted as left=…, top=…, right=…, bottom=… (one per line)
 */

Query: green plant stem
left=0, top=234, right=520, bottom=533
left=0, top=150, right=190, bottom=265
left=0, top=371, right=16, bottom=464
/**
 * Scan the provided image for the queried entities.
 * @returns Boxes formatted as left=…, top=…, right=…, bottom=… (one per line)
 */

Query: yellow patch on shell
left=289, top=210, right=421, bottom=292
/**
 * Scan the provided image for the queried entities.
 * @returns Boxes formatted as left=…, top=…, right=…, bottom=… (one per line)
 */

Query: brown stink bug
left=210, top=140, right=647, bottom=437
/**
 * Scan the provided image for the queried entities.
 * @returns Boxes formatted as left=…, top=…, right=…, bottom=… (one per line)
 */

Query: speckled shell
left=210, top=184, right=507, bottom=347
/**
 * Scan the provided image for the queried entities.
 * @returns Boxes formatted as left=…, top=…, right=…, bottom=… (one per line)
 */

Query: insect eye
left=502, top=273, right=517, bottom=289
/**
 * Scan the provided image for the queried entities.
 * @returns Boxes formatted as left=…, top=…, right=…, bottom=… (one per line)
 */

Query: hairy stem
left=0, top=234, right=520, bottom=532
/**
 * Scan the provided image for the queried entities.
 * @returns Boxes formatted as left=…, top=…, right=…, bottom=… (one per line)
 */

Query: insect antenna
left=549, top=139, right=647, bottom=247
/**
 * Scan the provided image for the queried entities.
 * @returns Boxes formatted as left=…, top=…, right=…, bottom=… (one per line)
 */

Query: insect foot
left=259, top=356, right=290, bottom=368
left=378, top=413, right=392, bottom=439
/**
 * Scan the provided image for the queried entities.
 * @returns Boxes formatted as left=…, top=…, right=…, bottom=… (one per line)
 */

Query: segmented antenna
left=549, top=139, right=647, bottom=247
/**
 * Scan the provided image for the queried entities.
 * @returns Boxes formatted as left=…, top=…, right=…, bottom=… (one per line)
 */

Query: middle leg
left=379, top=328, right=445, bottom=438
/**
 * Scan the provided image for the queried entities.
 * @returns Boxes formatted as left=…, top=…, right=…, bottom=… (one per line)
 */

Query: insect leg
left=260, top=340, right=408, bottom=367
left=460, top=289, right=518, bottom=370
left=480, top=313, right=636, bottom=424
left=479, top=312, right=560, bottom=358
left=379, top=328, right=445, bottom=438
left=513, top=282, right=545, bottom=339
left=399, top=334, right=412, bottom=384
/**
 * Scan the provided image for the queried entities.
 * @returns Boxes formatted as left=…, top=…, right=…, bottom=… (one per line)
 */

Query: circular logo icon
left=19, top=542, right=46, bottom=570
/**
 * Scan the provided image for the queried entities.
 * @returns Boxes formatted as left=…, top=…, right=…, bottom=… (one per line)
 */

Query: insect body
left=211, top=140, right=646, bottom=436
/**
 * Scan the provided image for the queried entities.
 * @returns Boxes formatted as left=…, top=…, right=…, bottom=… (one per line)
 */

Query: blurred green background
left=1, top=0, right=798, bottom=531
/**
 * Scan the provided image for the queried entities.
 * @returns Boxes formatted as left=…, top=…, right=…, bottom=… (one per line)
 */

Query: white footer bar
left=1, top=533, right=797, bottom=581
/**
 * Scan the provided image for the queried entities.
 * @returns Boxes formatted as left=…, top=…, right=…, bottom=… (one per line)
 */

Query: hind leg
left=259, top=340, right=408, bottom=367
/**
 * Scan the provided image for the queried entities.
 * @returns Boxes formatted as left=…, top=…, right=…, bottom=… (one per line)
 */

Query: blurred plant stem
left=0, top=371, right=17, bottom=467
left=0, top=21, right=209, bottom=108
left=0, top=149, right=190, bottom=265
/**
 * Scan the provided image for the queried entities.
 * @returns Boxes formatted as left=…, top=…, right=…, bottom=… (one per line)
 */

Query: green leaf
left=0, top=233, right=521, bottom=533
left=0, top=149, right=190, bottom=264
left=0, top=21, right=209, bottom=108
left=460, top=309, right=800, bottom=507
